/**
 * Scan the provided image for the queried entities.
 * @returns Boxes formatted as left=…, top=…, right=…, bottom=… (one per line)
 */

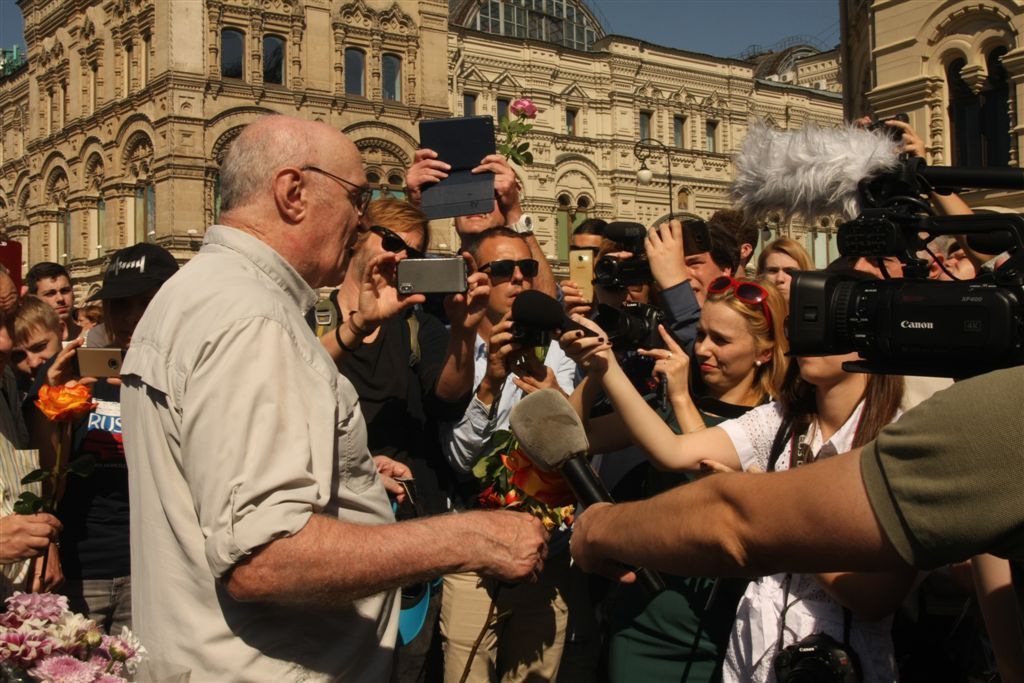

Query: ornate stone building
left=841, top=0, right=1024, bottom=213
left=0, top=0, right=843, bottom=292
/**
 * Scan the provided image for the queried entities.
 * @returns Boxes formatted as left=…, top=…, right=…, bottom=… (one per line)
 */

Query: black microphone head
left=511, top=290, right=567, bottom=331
left=604, top=222, right=647, bottom=245
left=509, top=388, right=590, bottom=471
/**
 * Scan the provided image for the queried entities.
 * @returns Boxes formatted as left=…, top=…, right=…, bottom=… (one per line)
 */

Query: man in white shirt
left=121, top=115, right=547, bottom=681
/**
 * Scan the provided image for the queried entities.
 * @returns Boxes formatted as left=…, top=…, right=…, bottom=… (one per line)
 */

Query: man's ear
left=927, top=254, right=945, bottom=280
left=273, top=168, right=306, bottom=224
left=740, top=243, right=753, bottom=262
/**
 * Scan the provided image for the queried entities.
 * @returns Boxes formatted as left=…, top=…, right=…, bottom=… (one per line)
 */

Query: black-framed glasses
left=370, top=225, right=423, bottom=259
left=300, top=165, right=372, bottom=216
left=479, top=259, right=539, bottom=278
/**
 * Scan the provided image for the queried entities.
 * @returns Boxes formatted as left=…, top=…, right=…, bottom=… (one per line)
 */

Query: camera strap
left=776, top=574, right=856, bottom=656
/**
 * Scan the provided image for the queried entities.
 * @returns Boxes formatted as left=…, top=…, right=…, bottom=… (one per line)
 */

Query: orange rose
left=509, top=462, right=574, bottom=507
left=36, top=384, right=97, bottom=422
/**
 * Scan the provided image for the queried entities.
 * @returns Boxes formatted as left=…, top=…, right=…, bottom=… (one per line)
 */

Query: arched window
left=982, top=46, right=1010, bottom=167
left=263, top=35, right=285, bottom=85
left=221, top=29, right=244, bottom=80
left=382, top=53, right=401, bottom=101
left=345, top=48, right=365, bottom=96
left=947, top=58, right=980, bottom=166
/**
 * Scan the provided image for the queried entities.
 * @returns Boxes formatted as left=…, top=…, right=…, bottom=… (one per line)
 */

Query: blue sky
left=1, top=0, right=840, bottom=59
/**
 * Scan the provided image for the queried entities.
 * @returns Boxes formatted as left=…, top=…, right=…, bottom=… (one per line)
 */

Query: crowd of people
left=0, top=112, right=1021, bottom=683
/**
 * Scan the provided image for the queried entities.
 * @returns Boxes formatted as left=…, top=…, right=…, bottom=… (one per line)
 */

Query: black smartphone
left=682, top=219, right=711, bottom=255
left=397, top=258, right=468, bottom=295
left=417, top=116, right=497, bottom=220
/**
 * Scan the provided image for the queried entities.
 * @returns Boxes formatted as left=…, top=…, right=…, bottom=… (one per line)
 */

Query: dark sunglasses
left=300, top=165, right=373, bottom=215
left=707, top=276, right=773, bottom=328
left=369, top=225, right=423, bottom=259
left=479, top=259, right=539, bottom=278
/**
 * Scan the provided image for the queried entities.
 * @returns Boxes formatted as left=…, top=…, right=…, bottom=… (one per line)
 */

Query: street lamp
left=633, top=138, right=675, bottom=221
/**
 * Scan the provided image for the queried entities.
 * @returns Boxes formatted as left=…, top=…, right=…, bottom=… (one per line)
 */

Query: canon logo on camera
left=900, top=320, right=935, bottom=329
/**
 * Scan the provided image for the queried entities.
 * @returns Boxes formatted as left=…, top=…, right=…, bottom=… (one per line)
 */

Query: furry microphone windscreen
left=509, top=388, right=590, bottom=472
left=731, top=121, right=901, bottom=221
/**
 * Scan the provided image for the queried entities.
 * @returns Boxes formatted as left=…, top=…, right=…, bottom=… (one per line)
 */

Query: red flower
left=35, top=384, right=97, bottom=422
left=509, top=98, right=538, bottom=119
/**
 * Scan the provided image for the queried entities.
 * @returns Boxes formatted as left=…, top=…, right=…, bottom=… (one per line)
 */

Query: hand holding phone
left=75, top=348, right=126, bottom=379
left=397, top=258, right=468, bottom=295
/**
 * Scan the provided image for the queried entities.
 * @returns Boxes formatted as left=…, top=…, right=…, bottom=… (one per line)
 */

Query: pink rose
left=509, top=98, right=537, bottom=119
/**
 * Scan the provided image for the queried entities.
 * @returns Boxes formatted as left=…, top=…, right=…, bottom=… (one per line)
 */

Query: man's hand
left=570, top=503, right=636, bottom=583
left=404, top=148, right=449, bottom=207
left=473, top=154, right=522, bottom=223
left=560, top=280, right=592, bottom=318
left=467, top=510, right=549, bottom=582
left=373, top=455, right=413, bottom=504
left=646, top=220, right=689, bottom=290
left=28, top=542, right=63, bottom=592
left=357, top=252, right=426, bottom=330
left=483, top=316, right=520, bottom=386
left=444, top=254, right=490, bottom=333
left=46, top=338, right=84, bottom=387
left=0, top=513, right=62, bottom=564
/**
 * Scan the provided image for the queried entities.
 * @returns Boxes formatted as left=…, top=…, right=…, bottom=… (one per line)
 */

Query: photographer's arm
left=600, top=359, right=738, bottom=471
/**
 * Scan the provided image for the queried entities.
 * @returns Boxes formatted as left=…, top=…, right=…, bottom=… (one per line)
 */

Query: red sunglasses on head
left=707, top=276, right=773, bottom=329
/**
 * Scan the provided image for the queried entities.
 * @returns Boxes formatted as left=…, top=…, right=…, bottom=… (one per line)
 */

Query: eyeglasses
left=479, top=259, right=539, bottom=279
left=707, top=276, right=773, bottom=328
left=370, top=225, right=423, bottom=259
left=300, top=165, right=373, bottom=216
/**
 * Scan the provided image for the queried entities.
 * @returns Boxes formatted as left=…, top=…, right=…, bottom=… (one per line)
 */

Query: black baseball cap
left=88, top=243, right=179, bottom=301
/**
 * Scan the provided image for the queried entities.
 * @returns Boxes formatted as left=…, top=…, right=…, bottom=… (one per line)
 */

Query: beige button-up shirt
left=121, top=226, right=398, bottom=681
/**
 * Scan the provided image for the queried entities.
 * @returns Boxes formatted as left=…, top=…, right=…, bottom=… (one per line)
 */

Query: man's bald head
left=219, top=115, right=360, bottom=213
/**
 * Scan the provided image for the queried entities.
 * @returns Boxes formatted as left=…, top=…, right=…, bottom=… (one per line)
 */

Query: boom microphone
left=509, top=388, right=666, bottom=597
left=731, top=122, right=900, bottom=221
left=511, top=290, right=597, bottom=337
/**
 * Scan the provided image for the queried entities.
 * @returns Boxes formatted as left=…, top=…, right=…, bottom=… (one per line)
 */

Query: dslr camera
left=773, top=633, right=861, bottom=683
left=594, top=302, right=664, bottom=351
left=788, top=155, right=1024, bottom=378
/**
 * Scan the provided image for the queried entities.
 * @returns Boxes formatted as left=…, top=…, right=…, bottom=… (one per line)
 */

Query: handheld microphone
left=511, top=290, right=598, bottom=337
left=509, top=388, right=666, bottom=597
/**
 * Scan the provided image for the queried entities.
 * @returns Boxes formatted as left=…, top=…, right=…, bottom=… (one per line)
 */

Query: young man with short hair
left=26, top=262, right=80, bottom=341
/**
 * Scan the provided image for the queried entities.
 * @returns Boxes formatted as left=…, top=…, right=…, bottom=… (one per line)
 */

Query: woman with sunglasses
left=563, top=277, right=786, bottom=682
left=563, top=283, right=913, bottom=683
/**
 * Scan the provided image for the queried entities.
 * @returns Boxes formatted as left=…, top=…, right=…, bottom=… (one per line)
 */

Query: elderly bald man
left=121, top=116, right=547, bottom=681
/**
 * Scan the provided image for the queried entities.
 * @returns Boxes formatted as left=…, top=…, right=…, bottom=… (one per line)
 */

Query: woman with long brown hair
left=563, top=308, right=914, bottom=682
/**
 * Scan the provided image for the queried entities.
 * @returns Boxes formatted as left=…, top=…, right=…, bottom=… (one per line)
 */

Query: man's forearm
left=227, top=511, right=512, bottom=606
left=525, top=236, right=557, bottom=298
left=435, top=327, right=477, bottom=402
left=576, top=450, right=909, bottom=578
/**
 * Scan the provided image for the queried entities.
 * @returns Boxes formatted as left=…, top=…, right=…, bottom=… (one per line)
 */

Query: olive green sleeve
left=860, top=366, right=1024, bottom=569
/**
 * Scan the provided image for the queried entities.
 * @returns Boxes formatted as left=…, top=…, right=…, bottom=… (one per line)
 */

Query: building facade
left=841, top=0, right=1024, bottom=213
left=0, top=0, right=844, bottom=294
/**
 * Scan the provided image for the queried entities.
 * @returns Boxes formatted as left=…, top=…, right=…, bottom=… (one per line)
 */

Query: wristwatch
left=507, top=214, right=534, bottom=236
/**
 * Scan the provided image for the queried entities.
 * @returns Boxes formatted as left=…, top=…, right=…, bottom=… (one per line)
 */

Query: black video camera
left=593, top=220, right=711, bottom=289
left=788, top=158, right=1024, bottom=378
left=594, top=302, right=664, bottom=351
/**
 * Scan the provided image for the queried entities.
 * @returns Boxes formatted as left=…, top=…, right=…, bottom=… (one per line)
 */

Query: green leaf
left=517, top=142, right=530, bottom=153
left=521, top=151, right=534, bottom=165
left=19, top=468, right=50, bottom=485
left=67, top=455, right=96, bottom=478
left=13, top=491, right=44, bottom=515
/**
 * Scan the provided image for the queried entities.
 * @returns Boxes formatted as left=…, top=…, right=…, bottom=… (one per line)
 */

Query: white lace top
left=718, top=400, right=901, bottom=683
